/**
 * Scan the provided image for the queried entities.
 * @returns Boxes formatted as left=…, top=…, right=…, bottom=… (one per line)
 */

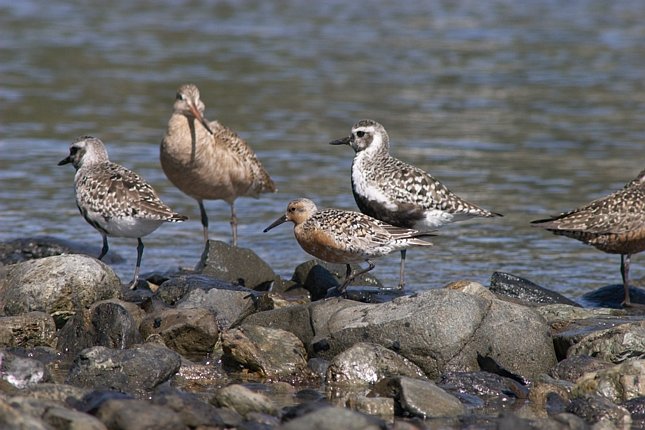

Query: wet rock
left=0, top=254, right=120, bottom=327
left=438, top=371, right=529, bottom=409
left=212, top=384, right=277, bottom=417
left=572, top=359, right=645, bottom=402
left=292, top=260, right=383, bottom=301
left=151, top=386, right=225, bottom=428
left=623, top=396, right=645, bottom=420
left=66, top=343, right=181, bottom=396
left=94, top=398, right=187, bottom=430
left=173, top=361, right=230, bottom=393
left=563, top=320, right=645, bottom=363
left=0, top=235, right=122, bottom=265
left=528, top=375, right=572, bottom=416
left=139, top=307, right=219, bottom=361
left=0, top=350, right=47, bottom=389
left=162, top=274, right=258, bottom=329
left=567, top=393, right=631, bottom=426
left=69, top=389, right=135, bottom=414
left=489, top=272, right=581, bottom=306
left=373, top=376, right=465, bottom=418
left=0, top=312, right=56, bottom=348
left=551, top=355, right=613, bottom=383
left=57, top=300, right=144, bottom=357
left=195, top=240, right=278, bottom=290
left=582, top=283, right=645, bottom=308
left=278, top=405, right=385, bottom=430
left=326, top=342, right=426, bottom=386
left=221, top=324, right=308, bottom=379
left=310, top=289, right=556, bottom=380
left=90, top=299, right=144, bottom=349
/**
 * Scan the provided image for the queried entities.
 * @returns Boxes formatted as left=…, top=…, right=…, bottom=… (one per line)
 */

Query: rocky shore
left=1, top=236, right=645, bottom=429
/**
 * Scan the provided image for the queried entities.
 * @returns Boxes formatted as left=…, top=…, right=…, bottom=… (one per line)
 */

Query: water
left=2, top=0, right=645, bottom=301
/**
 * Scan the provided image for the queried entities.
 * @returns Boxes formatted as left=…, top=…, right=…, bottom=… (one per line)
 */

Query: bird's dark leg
left=129, top=238, right=144, bottom=290
left=621, top=254, right=632, bottom=306
left=398, top=249, right=407, bottom=290
left=230, top=202, right=238, bottom=247
left=98, top=234, right=109, bottom=260
left=198, top=199, right=209, bottom=244
left=339, top=260, right=377, bottom=295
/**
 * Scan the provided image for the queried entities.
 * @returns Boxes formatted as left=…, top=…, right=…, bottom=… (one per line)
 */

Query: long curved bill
left=263, top=215, right=288, bottom=233
left=329, top=136, right=351, bottom=145
left=188, top=102, right=214, bottom=135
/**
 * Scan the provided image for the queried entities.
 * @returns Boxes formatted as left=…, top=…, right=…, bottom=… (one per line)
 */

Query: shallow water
left=2, top=0, right=645, bottom=302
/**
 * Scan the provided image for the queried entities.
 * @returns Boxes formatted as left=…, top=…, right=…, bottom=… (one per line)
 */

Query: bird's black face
left=58, top=143, right=84, bottom=169
left=347, top=127, right=374, bottom=153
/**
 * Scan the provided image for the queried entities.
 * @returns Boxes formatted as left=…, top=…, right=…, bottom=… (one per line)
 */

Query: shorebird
left=263, top=198, right=434, bottom=294
left=59, top=136, right=187, bottom=288
left=330, top=119, right=501, bottom=289
left=160, top=83, right=276, bottom=246
left=531, top=169, right=645, bottom=306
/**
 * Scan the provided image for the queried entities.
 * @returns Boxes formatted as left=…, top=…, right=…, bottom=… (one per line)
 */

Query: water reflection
left=1, top=0, right=644, bottom=299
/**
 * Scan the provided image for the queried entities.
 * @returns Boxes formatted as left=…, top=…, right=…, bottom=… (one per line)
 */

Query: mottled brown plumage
left=532, top=169, right=645, bottom=306
left=160, top=83, right=276, bottom=246
left=59, top=136, right=187, bottom=288
left=264, top=198, right=434, bottom=294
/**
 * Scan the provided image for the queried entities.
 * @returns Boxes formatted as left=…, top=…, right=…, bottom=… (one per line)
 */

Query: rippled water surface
left=2, top=0, right=645, bottom=301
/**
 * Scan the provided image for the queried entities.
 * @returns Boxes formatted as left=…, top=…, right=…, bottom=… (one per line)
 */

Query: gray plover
left=59, top=136, right=187, bottom=288
left=160, top=83, right=276, bottom=246
left=532, top=169, right=645, bottom=306
left=330, top=119, right=502, bottom=289
left=263, top=198, right=434, bottom=294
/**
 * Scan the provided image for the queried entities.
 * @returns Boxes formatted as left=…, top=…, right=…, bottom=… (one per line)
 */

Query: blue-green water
left=2, top=0, right=645, bottom=300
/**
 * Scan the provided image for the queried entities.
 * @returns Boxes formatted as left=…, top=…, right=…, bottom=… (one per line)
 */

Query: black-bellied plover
left=160, top=83, right=276, bottom=246
left=59, top=136, right=187, bottom=288
left=263, top=198, right=434, bottom=294
left=532, top=169, right=645, bottom=306
left=330, top=119, right=501, bottom=289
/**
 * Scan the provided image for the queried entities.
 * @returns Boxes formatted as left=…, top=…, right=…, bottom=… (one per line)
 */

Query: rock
left=22, top=383, right=91, bottom=404
left=347, top=395, right=394, bottom=418
left=445, top=279, right=497, bottom=301
left=68, top=389, right=134, bottom=414
left=623, top=396, right=645, bottom=420
left=151, top=386, right=225, bottom=428
left=0, top=254, right=120, bottom=327
left=173, top=361, right=230, bottom=393
left=161, top=274, right=258, bottom=329
left=66, top=343, right=181, bottom=396
left=326, top=342, right=427, bottom=386
left=438, top=371, right=529, bottom=408
left=195, top=240, right=278, bottom=290
left=8, top=396, right=108, bottom=430
left=582, top=283, right=645, bottom=308
left=551, top=355, right=613, bottom=383
left=489, top=272, right=581, bottom=306
left=57, top=300, right=144, bottom=357
left=221, top=324, right=308, bottom=379
left=292, top=260, right=382, bottom=301
left=535, top=304, right=624, bottom=325
left=0, top=396, right=53, bottom=429
left=527, top=375, right=572, bottom=416
left=310, top=289, right=556, bottom=380
left=0, top=236, right=122, bottom=265
left=0, top=350, right=47, bottom=389
left=278, top=405, right=385, bottom=430
left=139, top=307, right=219, bottom=361
left=0, top=312, right=56, bottom=348
left=90, top=299, right=144, bottom=349
left=373, top=376, right=465, bottom=418
left=94, top=398, right=187, bottom=430
left=212, top=384, right=276, bottom=417
left=564, top=320, right=645, bottom=363
left=572, top=359, right=645, bottom=402
left=566, top=393, right=631, bottom=426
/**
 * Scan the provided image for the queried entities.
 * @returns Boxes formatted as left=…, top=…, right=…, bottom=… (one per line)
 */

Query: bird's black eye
left=176, top=93, right=183, bottom=101
left=70, top=146, right=79, bottom=154
left=289, top=207, right=295, bottom=212
left=356, top=131, right=365, bottom=138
